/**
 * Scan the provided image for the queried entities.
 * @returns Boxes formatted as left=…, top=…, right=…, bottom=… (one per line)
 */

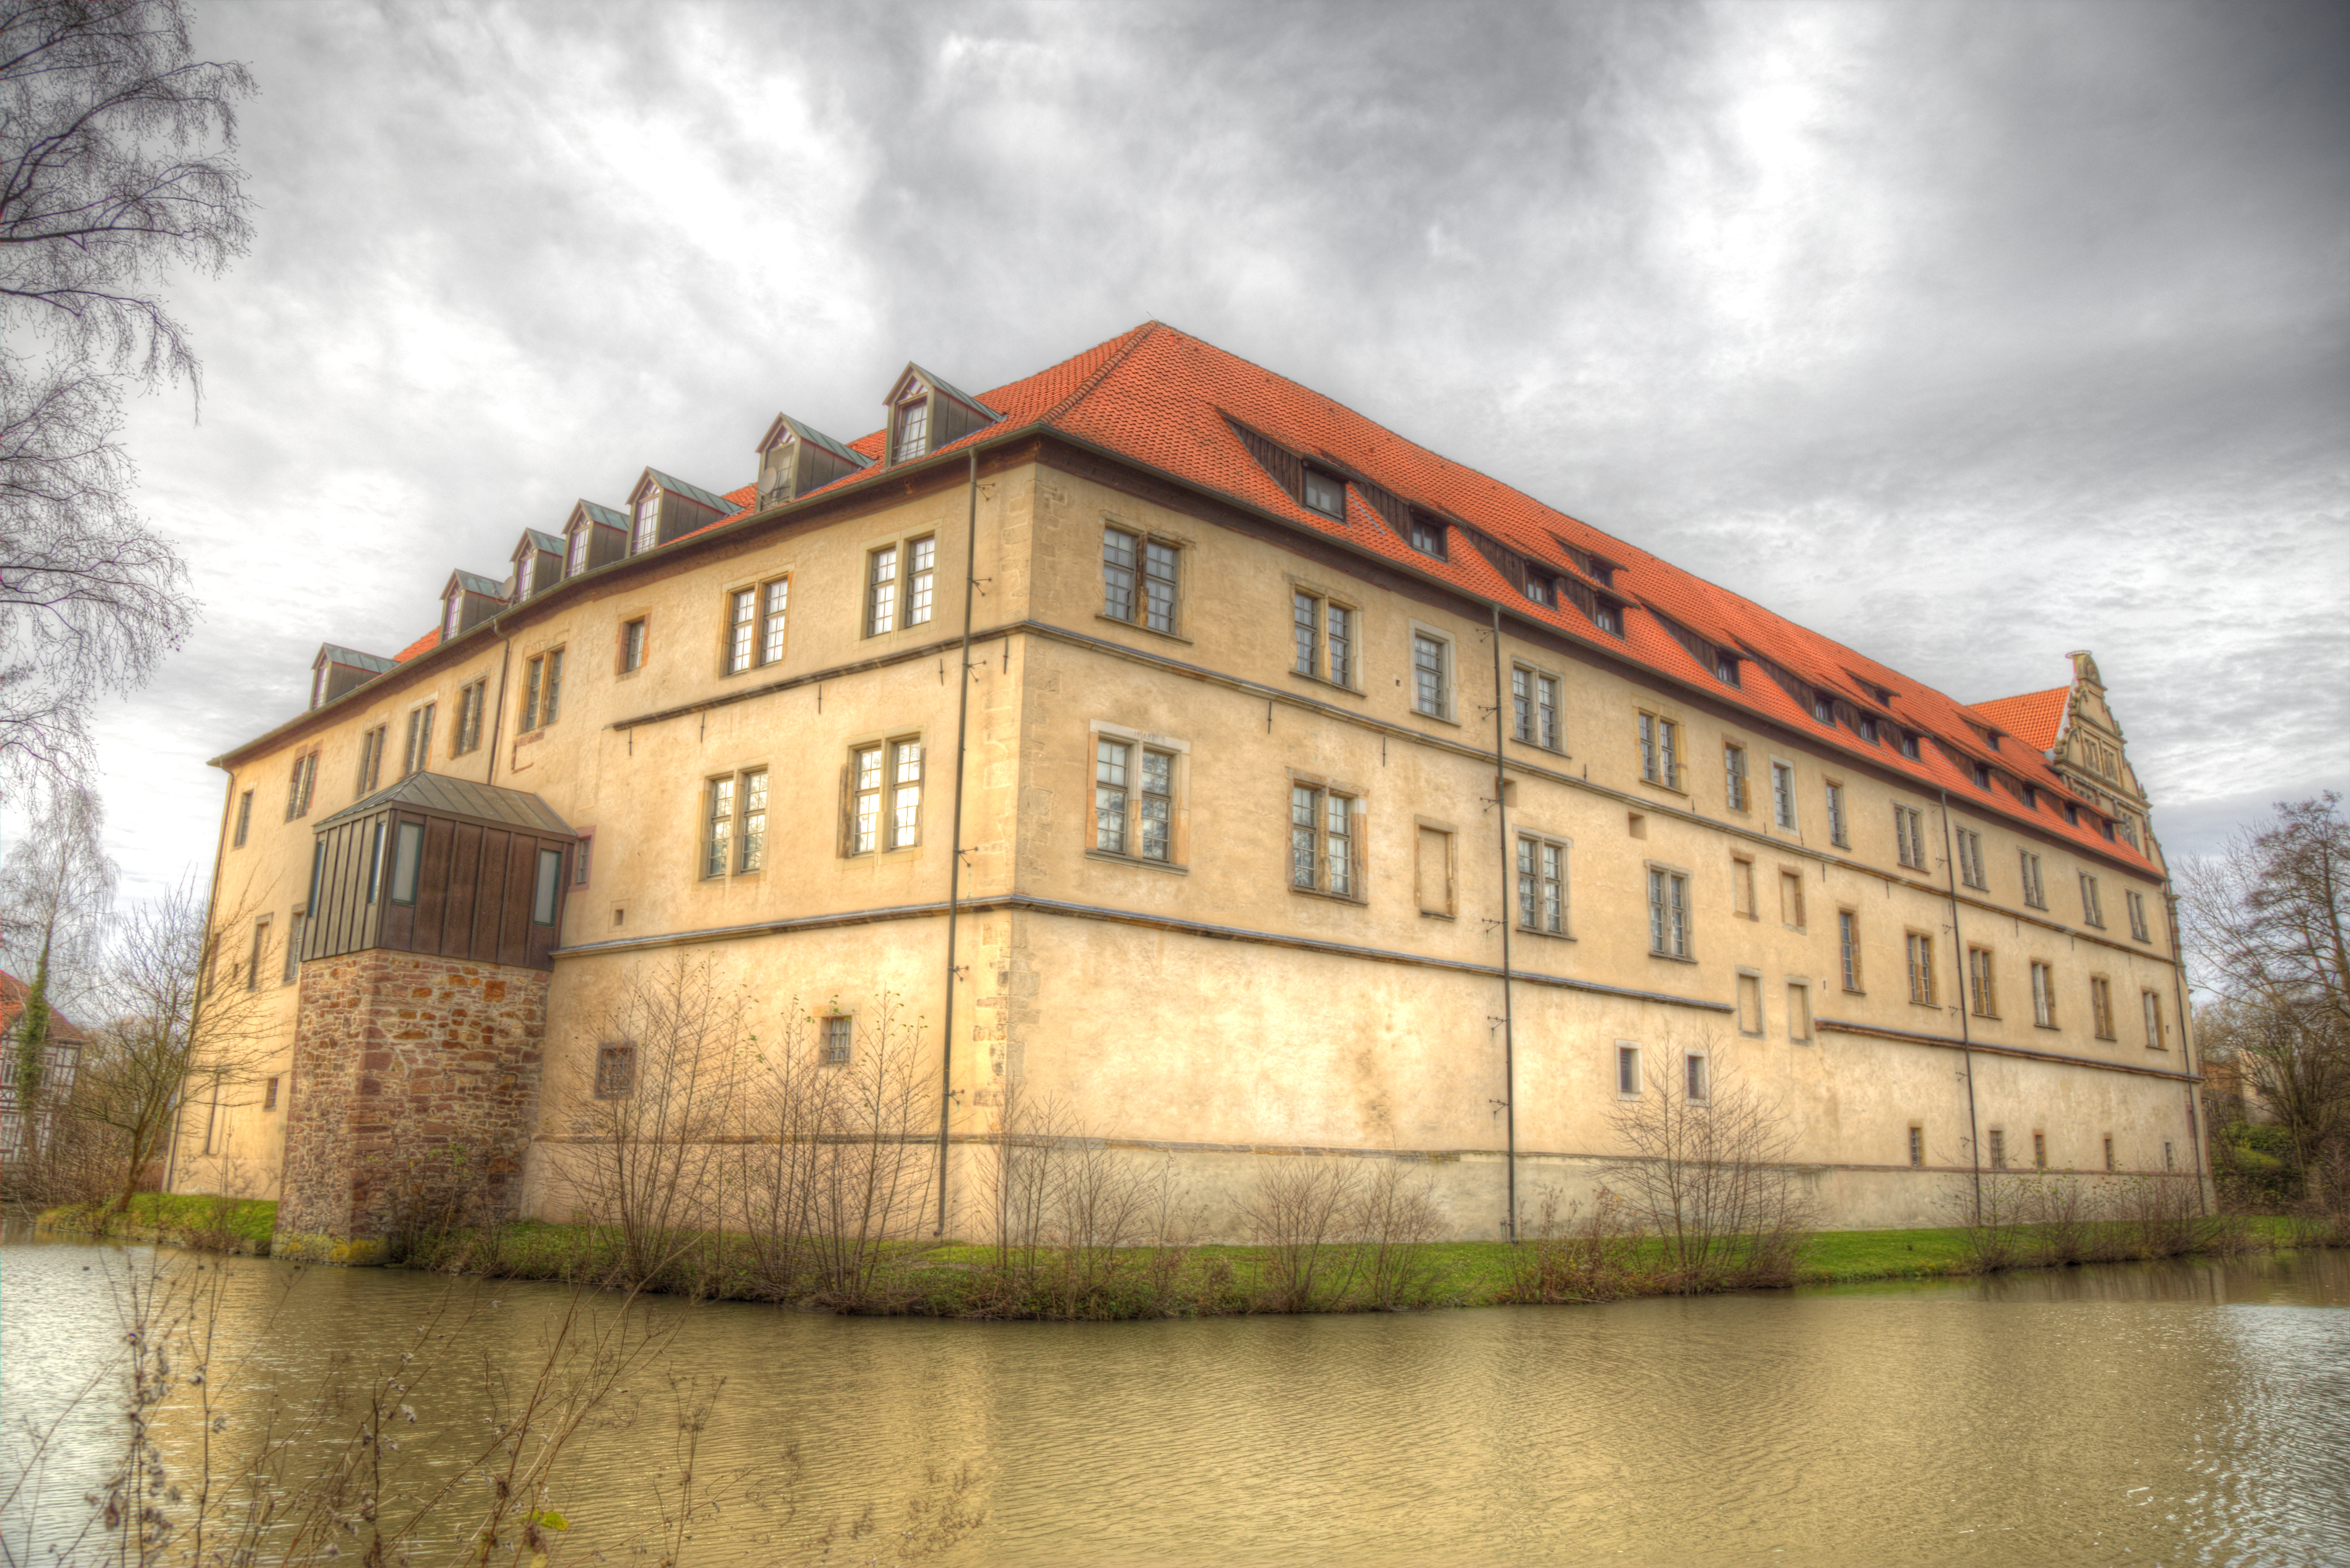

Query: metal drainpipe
left=935, top=447, right=981, bottom=1235
left=1937, top=789, right=1984, bottom=1223
left=165, top=770, right=243, bottom=1197
left=2163, top=882, right=2208, bottom=1214
left=1491, top=603, right=1517, bottom=1242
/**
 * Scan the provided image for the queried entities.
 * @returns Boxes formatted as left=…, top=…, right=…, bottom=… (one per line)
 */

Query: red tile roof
left=1967, top=687, right=2070, bottom=752
left=382, top=321, right=2152, bottom=874
left=393, top=627, right=440, bottom=663
left=0, top=970, right=86, bottom=1044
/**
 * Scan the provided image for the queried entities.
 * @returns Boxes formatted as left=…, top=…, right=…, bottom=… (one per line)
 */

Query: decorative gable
left=882, top=363, right=1001, bottom=467
left=755, top=413, right=870, bottom=507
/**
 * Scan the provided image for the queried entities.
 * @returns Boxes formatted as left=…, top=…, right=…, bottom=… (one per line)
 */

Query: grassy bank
left=38, top=1196, right=2329, bottom=1315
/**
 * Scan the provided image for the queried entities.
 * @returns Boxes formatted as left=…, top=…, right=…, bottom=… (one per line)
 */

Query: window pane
left=1292, top=593, right=1318, bottom=676
left=706, top=778, right=734, bottom=877
left=1095, top=740, right=1130, bottom=853
left=1413, top=635, right=1445, bottom=715
left=1538, top=675, right=1560, bottom=749
left=390, top=821, right=424, bottom=904
left=1513, top=668, right=1531, bottom=741
left=1542, top=842, right=1564, bottom=932
left=1139, top=750, right=1172, bottom=861
left=893, top=398, right=928, bottom=462
left=740, top=769, right=767, bottom=872
left=730, top=588, right=756, bottom=672
left=889, top=741, right=923, bottom=848
left=1102, top=529, right=1136, bottom=620
left=533, top=848, right=562, bottom=925
left=633, top=492, right=659, bottom=551
left=1325, top=794, right=1352, bottom=897
left=908, top=537, right=936, bottom=625
left=868, top=546, right=898, bottom=634
left=853, top=747, right=883, bottom=853
left=1517, top=837, right=1537, bottom=928
left=1326, top=604, right=1352, bottom=686
left=543, top=650, right=562, bottom=724
left=1143, top=541, right=1178, bottom=633
left=762, top=579, right=788, bottom=663
left=1290, top=786, right=1318, bottom=888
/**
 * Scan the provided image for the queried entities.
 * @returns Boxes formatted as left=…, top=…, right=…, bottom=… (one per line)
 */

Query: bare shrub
left=2016, top=1171, right=2105, bottom=1265
left=975, top=1083, right=1189, bottom=1318
left=1238, top=1156, right=1363, bottom=1312
left=1349, top=1159, right=1442, bottom=1309
left=1505, top=1187, right=1652, bottom=1304
left=1605, top=1035, right=1815, bottom=1291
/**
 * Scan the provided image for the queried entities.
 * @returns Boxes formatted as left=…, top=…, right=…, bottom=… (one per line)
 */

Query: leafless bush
left=1605, top=1035, right=1815, bottom=1291
left=1349, top=1159, right=1442, bottom=1309
left=2015, top=1171, right=2107, bottom=1265
left=973, top=1083, right=1190, bottom=1317
left=1238, top=1157, right=1364, bottom=1312
left=1505, top=1187, right=1652, bottom=1304
left=566, top=954, right=749, bottom=1289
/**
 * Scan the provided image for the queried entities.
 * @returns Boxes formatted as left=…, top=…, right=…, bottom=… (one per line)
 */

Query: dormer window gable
left=1407, top=509, right=1448, bottom=559
left=625, top=469, right=731, bottom=555
left=882, top=364, right=1003, bottom=469
left=1715, top=651, right=1741, bottom=687
left=1522, top=570, right=1556, bottom=608
left=309, top=643, right=395, bottom=710
left=755, top=413, right=870, bottom=509
left=510, top=531, right=564, bottom=603
left=1301, top=466, right=1347, bottom=519
left=564, top=501, right=628, bottom=576
left=440, top=571, right=504, bottom=642
left=1590, top=597, right=1624, bottom=637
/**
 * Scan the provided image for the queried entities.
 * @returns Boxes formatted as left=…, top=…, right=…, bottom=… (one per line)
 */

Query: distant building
left=0, top=969, right=88, bottom=1165
left=178, top=323, right=2205, bottom=1257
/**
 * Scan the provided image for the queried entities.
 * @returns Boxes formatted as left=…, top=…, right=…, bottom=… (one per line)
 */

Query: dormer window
left=2064, top=802, right=2081, bottom=826
left=1858, top=716, right=1877, bottom=742
left=2022, top=784, right=2038, bottom=809
left=892, top=396, right=929, bottom=463
left=1987, top=731, right=2003, bottom=752
left=1900, top=732, right=1921, bottom=761
left=443, top=593, right=462, bottom=639
left=567, top=527, right=588, bottom=573
left=1410, top=514, right=1447, bottom=558
left=631, top=491, right=660, bottom=552
left=516, top=554, right=536, bottom=599
left=1812, top=694, right=1835, bottom=725
left=1715, top=653, right=1740, bottom=686
left=1972, top=762, right=1992, bottom=789
left=1592, top=601, right=1622, bottom=637
left=1523, top=573, right=1553, bottom=607
left=1302, top=468, right=1345, bottom=519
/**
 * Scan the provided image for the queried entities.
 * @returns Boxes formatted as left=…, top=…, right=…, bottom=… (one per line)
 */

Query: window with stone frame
left=848, top=739, right=923, bottom=855
left=1289, top=782, right=1359, bottom=899
left=401, top=703, right=435, bottom=777
left=2019, top=849, right=2047, bottom=908
left=521, top=649, right=565, bottom=731
left=1967, top=946, right=1998, bottom=1018
left=1410, top=632, right=1450, bottom=719
left=284, top=908, right=304, bottom=985
left=1515, top=833, right=1569, bottom=935
left=619, top=618, right=649, bottom=675
left=2080, top=872, right=2105, bottom=928
left=595, top=1044, right=637, bottom=1098
left=1724, top=743, right=1749, bottom=812
left=1906, top=931, right=1936, bottom=1005
left=355, top=725, right=386, bottom=796
left=822, top=1014, right=853, bottom=1064
left=726, top=577, right=791, bottom=675
left=453, top=680, right=486, bottom=755
left=1647, top=867, right=1691, bottom=959
left=233, top=790, right=253, bottom=848
left=1291, top=589, right=1359, bottom=687
left=2142, top=988, right=2166, bottom=1050
left=1954, top=827, right=1987, bottom=890
left=2031, top=961, right=2057, bottom=1027
left=1100, top=527, right=1181, bottom=635
left=1638, top=712, right=1680, bottom=787
left=1511, top=666, right=1562, bottom=750
left=702, top=768, right=769, bottom=878
left=1893, top=805, right=1926, bottom=870
left=1824, top=780, right=1849, bottom=847
left=2090, top=975, right=2116, bottom=1039
left=1838, top=910, right=1862, bottom=991
left=2126, top=888, right=2151, bottom=942
left=1770, top=759, right=1796, bottom=828
left=245, top=916, right=269, bottom=993
left=284, top=750, right=318, bottom=820
left=1787, top=982, right=1812, bottom=1042
left=1988, top=1128, right=2007, bottom=1170
left=1094, top=739, right=1175, bottom=864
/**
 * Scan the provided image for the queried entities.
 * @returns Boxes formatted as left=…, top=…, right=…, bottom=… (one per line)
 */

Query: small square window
left=595, top=1044, right=637, bottom=1099
left=1302, top=468, right=1346, bottom=518
left=1409, top=515, right=1447, bottom=558
left=1715, top=653, right=1739, bottom=685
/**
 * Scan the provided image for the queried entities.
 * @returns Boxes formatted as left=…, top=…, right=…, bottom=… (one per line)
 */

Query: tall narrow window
left=2142, top=989, right=2165, bottom=1050
left=761, top=580, right=788, bottom=664
left=906, top=537, right=936, bottom=626
left=522, top=656, right=541, bottom=730
left=233, top=790, right=253, bottom=847
left=285, top=751, right=317, bottom=820
left=1906, top=932, right=1936, bottom=1005
left=1825, top=781, right=1849, bottom=847
left=534, top=849, right=562, bottom=927
left=890, top=741, right=924, bottom=848
left=632, top=491, right=659, bottom=552
left=1955, top=828, right=1986, bottom=890
left=704, top=776, right=734, bottom=878
left=454, top=681, right=486, bottom=754
left=822, top=1015, right=852, bottom=1064
left=246, top=917, right=270, bottom=992
left=1617, top=1044, right=1640, bottom=1097
left=867, top=545, right=899, bottom=635
left=1787, top=983, right=1812, bottom=1042
left=389, top=821, right=423, bottom=904
left=1516, top=836, right=1567, bottom=934
left=1289, top=784, right=1358, bottom=897
left=2126, top=889, right=2150, bottom=942
left=283, top=910, right=305, bottom=985
left=402, top=704, right=435, bottom=777
left=1771, top=760, right=1796, bottom=828
left=539, top=650, right=565, bottom=727
left=728, top=587, right=757, bottom=672
left=1292, top=591, right=1319, bottom=678
left=1894, top=805, right=1926, bottom=870
left=621, top=620, right=647, bottom=675
left=852, top=746, right=883, bottom=854
left=2081, top=873, right=2105, bottom=928
left=568, top=525, right=588, bottom=574
left=356, top=726, right=385, bottom=795
left=892, top=397, right=928, bottom=463
left=2020, top=850, right=2046, bottom=908
left=1732, top=856, right=1757, bottom=921
left=1095, top=740, right=1130, bottom=855
left=1137, top=749, right=1172, bottom=862
left=737, top=769, right=767, bottom=873
left=1411, top=634, right=1447, bottom=718
left=1143, top=540, right=1178, bottom=633
left=1684, top=1052, right=1708, bottom=1103
left=1638, top=714, right=1678, bottom=785
left=1724, top=745, right=1749, bottom=811
left=1326, top=603, right=1353, bottom=686
left=443, top=592, right=462, bottom=639
left=1738, top=973, right=1763, bottom=1034
left=2033, top=1131, right=2047, bottom=1170
left=1967, top=947, right=1997, bottom=1017
left=2091, top=976, right=2115, bottom=1039
left=1779, top=870, right=1805, bottom=929
left=2031, top=961, right=2056, bottom=1027
left=1647, top=868, right=1690, bottom=958
left=1988, top=1129, right=2006, bottom=1170
left=1909, top=1126, right=1925, bottom=1169
left=1839, top=911, right=1861, bottom=991
left=2103, top=1135, right=2115, bottom=1172
left=1103, top=528, right=1137, bottom=621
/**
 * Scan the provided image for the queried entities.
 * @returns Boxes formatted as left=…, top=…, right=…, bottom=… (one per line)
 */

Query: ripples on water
left=3, top=1233, right=2344, bottom=1567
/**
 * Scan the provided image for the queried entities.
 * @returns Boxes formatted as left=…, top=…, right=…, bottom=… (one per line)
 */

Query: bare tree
left=0, top=0, right=251, bottom=788
left=69, top=871, right=269, bottom=1212
left=1, top=777, right=113, bottom=1172
left=1604, top=1032, right=1815, bottom=1291
left=2179, top=795, right=2350, bottom=1200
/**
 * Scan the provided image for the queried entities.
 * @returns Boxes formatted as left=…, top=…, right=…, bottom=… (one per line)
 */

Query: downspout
left=164, top=768, right=242, bottom=1196
left=935, top=448, right=981, bottom=1235
left=1491, top=603, right=1517, bottom=1242
left=1937, top=790, right=1984, bottom=1223
left=2163, top=883, right=2208, bottom=1213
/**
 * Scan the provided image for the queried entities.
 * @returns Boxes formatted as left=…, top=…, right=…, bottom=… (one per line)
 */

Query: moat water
left=3, top=1230, right=2344, bottom=1566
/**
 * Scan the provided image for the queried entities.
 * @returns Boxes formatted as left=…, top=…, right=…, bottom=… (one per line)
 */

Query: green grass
left=38, top=1199, right=2321, bottom=1313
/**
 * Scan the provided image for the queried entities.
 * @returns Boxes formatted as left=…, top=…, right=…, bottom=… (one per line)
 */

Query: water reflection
left=4, top=1232, right=2344, bottom=1567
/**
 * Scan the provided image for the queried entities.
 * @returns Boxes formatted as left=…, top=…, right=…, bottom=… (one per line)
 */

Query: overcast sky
left=76, top=0, right=2350, bottom=900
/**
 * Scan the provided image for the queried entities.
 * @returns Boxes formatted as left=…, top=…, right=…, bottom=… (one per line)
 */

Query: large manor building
left=172, top=323, right=2202, bottom=1252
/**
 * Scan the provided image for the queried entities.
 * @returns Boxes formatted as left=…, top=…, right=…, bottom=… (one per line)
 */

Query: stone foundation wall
left=276, top=950, right=547, bottom=1263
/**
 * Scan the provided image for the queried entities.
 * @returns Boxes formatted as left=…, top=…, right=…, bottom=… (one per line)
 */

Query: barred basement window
left=595, top=1044, right=636, bottom=1099
left=1839, top=911, right=1862, bottom=991
left=1290, top=784, right=1359, bottom=898
left=2164, top=1140, right=2174, bottom=1171
left=1906, top=932, right=1936, bottom=1005
left=1411, top=633, right=1449, bottom=718
left=1515, top=834, right=1568, bottom=934
left=2091, top=975, right=2115, bottom=1039
left=2033, top=1131, right=2047, bottom=1170
left=454, top=680, right=486, bottom=754
left=2020, top=850, right=2047, bottom=908
left=2104, top=1135, right=2115, bottom=1172
left=233, top=790, right=252, bottom=847
left=1511, top=667, right=1561, bottom=749
left=1894, top=805, right=1926, bottom=870
left=1825, top=781, right=1849, bottom=847
left=849, top=740, right=924, bottom=854
left=356, top=725, right=386, bottom=795
left=2126, top=889, right=2150, bottom=942
left=1647, top=868, right=1690, bottom=959
left=1955, top=827, right=1986, bottom=890
left=2080, top=873, right=2105, bottom=928
left=1967, top=946, right=1997, bottom=1017
left=2031, top=961, right=2056, bottom=1028
left=1095, top=740, right=1175, bottom=863
left=822, top=1015, right=852, bottom=1064
left=1637, top=713, right=1679, bottom=786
